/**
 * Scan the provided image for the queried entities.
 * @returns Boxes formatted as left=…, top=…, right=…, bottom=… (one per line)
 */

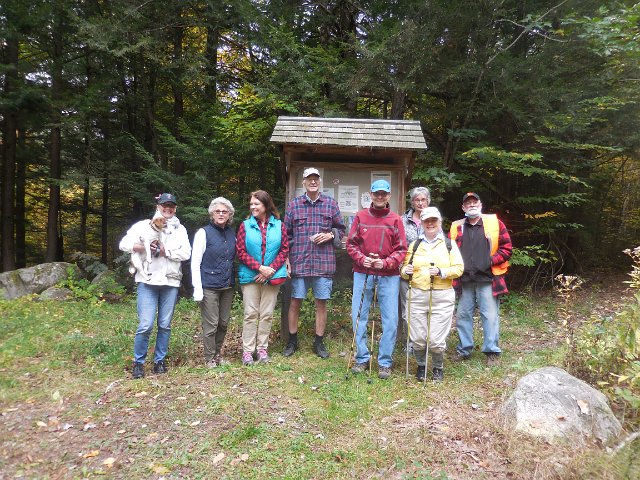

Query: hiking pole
left=424, top=262, right=435, bottom=388
left=404, top=239, right=422, bottom=382
left=368, top=274, right=379, bottom=384
left=345, top=273, right=369, bottom=380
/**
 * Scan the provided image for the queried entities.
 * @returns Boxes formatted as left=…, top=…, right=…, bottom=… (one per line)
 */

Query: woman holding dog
left=119, top=193, right=191, bottom=379
left=191, top=197, right=236, bottom=368
left=400, top=207, right=463, bottom=383
left=236, top=190, right=289, bottom=366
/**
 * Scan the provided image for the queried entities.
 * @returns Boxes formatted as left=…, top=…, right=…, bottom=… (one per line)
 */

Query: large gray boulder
left=502, top=366, right=622, bottom=446
left=0, top=262, right=81, bottom=300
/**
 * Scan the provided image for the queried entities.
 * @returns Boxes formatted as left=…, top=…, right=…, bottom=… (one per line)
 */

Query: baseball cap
left=157, top=193, right=178, bottom=205
left=371, top=179, right=391, bottom=193
left=462, top=192, right=481, bottom=203
left=303, top=167, right=321, bottom=179
left=420, top=207, right=442, bottom=221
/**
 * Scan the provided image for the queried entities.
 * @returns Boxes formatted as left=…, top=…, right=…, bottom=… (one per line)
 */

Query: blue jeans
left=456, top=281, right=501, bottom=356
left=134, top=282, right=179, bottom=364
left=351, top=273, right=399, bottom=368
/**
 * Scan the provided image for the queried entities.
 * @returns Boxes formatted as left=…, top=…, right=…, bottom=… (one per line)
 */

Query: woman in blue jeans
left=119, top=193, right=191, bottom=379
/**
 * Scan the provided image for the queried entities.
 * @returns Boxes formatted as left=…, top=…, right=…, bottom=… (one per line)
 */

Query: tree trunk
left=15, top=128, right=26, bottom=268
left=204, top=7, right=219, bottom=103
left=1, top=37, right=19, bottom=271
left=80, top=178, right=89, bottom=253
left=101, top=173, right=109, bottom=264
left=172, top=16, right=185, bottom=175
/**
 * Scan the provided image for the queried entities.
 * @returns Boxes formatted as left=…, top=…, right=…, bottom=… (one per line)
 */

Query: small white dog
left=129, top=214, right=167, bottom=277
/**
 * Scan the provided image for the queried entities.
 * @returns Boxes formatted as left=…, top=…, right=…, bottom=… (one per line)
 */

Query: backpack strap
left=445, top=237, right=452, bottom=252
left=408, top=238, right=423, bottom=266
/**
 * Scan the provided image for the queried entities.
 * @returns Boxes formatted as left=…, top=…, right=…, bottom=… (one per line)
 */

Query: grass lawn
left=1, top=283, right=638, bottom=479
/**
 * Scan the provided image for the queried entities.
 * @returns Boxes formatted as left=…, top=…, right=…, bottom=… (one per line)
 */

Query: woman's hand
left=404, top=264, right=414, bottom=275
left=258, top=265, right=275, bottom=278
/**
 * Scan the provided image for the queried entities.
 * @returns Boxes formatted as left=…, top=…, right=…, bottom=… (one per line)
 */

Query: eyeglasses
left=371, top=191, right=390, bottom=197
left=305, top=178, right=319, bottom=184
left=214, top=210, right=229, bottom=215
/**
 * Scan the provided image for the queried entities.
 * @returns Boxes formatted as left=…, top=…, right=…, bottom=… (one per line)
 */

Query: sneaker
left=153, top=360, right=168, bottom=374
left=351, top=361, right=369, bottom=374
left=132, top=362, right=145, bottom=379
left=313, top=340, right=330, bottom=359
left=256, top=349, right=269, bottom=364
left=486, top=352, right=501, bottom=367
left=282, top=341, right=297, bottom=357
left=432, top=367, right=444, bottom=382
left=415, top=365, right=426, bottom=381
left=206, top=359, right=218, bottom=368
left=378, top=366, right=392, bottom=379
left=242, top=351, right=254, bottom=366
left=214, top=354, right=229, bottom=366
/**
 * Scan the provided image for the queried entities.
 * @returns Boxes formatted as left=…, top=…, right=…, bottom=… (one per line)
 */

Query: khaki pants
left=241, top=283, right=280, bottom=352
left=407, top=288, right=455, bottom=366
left=200, top=287, right=234, bottom=362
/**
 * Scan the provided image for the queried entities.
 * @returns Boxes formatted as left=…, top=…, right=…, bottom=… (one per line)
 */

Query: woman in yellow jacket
left=400, top=207, right=464, bottom=382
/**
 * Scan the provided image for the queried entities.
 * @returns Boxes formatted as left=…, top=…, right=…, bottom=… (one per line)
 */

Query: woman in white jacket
left=119, top=193, right=191, bottom=379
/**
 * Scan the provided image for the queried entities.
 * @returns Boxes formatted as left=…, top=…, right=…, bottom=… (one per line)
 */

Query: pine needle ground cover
left=0, top=282, right=637, bottom=479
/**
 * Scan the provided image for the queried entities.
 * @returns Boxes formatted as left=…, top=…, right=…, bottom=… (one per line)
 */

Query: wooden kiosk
left=270, top=116, right=428, bottom=340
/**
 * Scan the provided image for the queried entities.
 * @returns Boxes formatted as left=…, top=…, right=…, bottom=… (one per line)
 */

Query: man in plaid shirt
left=282, top=167, right=346, bottom=358
left=449, top=192, right=512, bottom=367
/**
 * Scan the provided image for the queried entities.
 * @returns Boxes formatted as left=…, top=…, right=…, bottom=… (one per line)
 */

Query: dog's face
left=150, top=216, right=167, bottom=232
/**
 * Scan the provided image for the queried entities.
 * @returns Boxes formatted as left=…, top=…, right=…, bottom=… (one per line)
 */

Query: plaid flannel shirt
left=284, top=193, right=346, bottom=277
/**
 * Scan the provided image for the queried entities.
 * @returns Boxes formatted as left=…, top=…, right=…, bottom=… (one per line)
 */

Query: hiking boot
left=486, top=352, right=501, bottom=367
left=416, top=365, right=426, bottom=381
left=455, top=351, right=470, bottom=362
left=242, top=351, right=254, bottom=366
left=256, top=349, right=269, bottom=364
left=283, top=341, right=297, bottom=357
left=432, top=367, right=444, bottom=383
left=132, top=362, right=145, bottom=379
left=378, top=366, right=392, bottom=379
left=313, top=339, right=330, bottom=359
left=153, top=360, right=168, bottom=374
left=351, top=361, right=369, bottom=374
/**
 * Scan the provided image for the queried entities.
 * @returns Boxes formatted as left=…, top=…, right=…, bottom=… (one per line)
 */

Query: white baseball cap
left=420, top=207, right=442, bottom=221
left=303, top=167, right=321, bottom=179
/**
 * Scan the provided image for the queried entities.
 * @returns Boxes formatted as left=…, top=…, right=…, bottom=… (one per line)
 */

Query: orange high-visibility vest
left=450, top=214, right=509, bottom=276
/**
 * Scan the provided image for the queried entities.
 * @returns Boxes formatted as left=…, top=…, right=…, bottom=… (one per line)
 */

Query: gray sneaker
left=351, top=361, right=369, bottom=374
left=378, top=366, right=392, bottom=379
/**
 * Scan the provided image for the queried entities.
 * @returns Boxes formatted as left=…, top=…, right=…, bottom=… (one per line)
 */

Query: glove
left=193, top=288, right=204, bottom=302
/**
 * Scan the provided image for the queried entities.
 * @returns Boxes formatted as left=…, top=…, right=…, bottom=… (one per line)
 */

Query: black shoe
left=132, top=362, right=145, bottom=379
left=313, top=340, right=329, bottom=359
left=432, top=367, right=444, bottom=383
left=283, top=341, right=297, bottom=357
left=153, top=360, right=168, bottom=374
left=486, top=352, right=501, bottom=367
left=416, top=365, right=426, bottom=381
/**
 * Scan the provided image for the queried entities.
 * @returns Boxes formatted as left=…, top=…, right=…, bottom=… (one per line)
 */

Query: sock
left=314, top=334, right=324, bottom=344
left=288, top=332, right=298, bottom=345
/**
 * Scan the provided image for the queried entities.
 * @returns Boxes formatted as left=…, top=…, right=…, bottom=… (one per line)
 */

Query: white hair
left=208, top=196, right=235, bottom=225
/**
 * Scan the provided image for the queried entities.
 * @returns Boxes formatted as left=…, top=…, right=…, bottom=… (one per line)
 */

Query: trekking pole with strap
left=346, top=272, right=369, bottom=380
left=405, top=239, right=423, bottom=381
left=368, top=274, right=379, bottom=384
left=424, top=262, right=435, bottom=388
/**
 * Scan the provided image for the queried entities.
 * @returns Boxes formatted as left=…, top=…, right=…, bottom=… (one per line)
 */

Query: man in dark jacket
left=449, top=192, right=512, bottom=366
left=347, top=179, right=407, bottom=379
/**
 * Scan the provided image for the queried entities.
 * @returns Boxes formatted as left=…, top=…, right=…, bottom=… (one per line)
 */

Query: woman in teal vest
left=236, top=190, right=289, bottom=365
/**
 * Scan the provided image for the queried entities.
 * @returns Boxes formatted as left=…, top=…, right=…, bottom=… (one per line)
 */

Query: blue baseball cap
left=370, top=179, right=391, bottom=193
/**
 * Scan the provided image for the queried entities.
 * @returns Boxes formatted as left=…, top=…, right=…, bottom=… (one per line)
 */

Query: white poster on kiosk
left=338, top=185, right=359, bottom=213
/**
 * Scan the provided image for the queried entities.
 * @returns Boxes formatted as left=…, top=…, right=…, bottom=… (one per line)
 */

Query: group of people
left=119, top=168, right=512, bottom=382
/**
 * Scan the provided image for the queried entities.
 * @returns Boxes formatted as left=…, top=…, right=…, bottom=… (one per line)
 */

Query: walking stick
left=368, top=275, right=379, bottom=384
left=405, top=239, right=422, bottom=381
left=424, top=262, right=435, bottom=388
left=345, top=273, right=369, bottom=380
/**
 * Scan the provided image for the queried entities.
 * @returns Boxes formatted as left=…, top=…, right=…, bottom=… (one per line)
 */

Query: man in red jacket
left=347, top=179, right=407, bottom=379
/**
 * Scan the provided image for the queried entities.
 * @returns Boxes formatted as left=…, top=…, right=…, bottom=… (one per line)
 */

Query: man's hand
left=311, top=232, right=333, bottom=244
left=370, top=253, right=384, bottom=269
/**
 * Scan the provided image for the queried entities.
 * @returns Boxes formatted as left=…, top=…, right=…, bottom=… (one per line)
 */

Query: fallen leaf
left=148, top=463, right=170, bottom=474
left=190, top=420, right=201, bottom=427
left=83, top=423, right=96, bottom=431
left=102, top=421, right=111, bottom=427
left=298, top=376, right=305, bottom=383
left=52, top=390, right=62, bottom=402
left=212, top=452, right=225, bottom=464
left=176, top=396, right=187, bottom=400
left=240, top=453, right=249, bottom=461
left=134, top=391, right=147, bottom=398
left=557, top=416, right=566, bottom=421
left=103, top=457, right=116, bottom=467
left=36, top=421, right=47, bottom=428
left=174, top=420, right=181, bottom=425
left=116, top=429, right=126, bottom=434
left=83, top=450, right=100, bottom=458
left=577, top=399, right=590, bottom=415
